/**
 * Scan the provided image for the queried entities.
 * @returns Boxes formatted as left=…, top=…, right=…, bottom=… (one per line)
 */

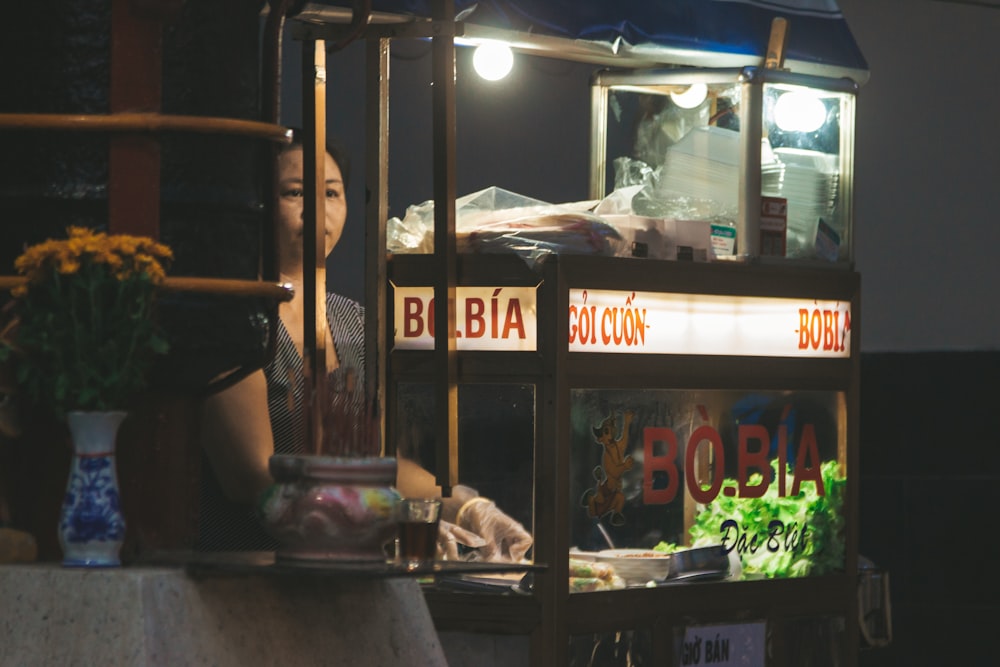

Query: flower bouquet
left=0, top=226, right=173, bottom=419
left=0, top=226, right=173, bottom=567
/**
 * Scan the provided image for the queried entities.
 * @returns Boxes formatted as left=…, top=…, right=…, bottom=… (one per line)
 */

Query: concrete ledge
left=0, top=564, right=447, bottom=666
left=439, top=631, right=530, bottom=667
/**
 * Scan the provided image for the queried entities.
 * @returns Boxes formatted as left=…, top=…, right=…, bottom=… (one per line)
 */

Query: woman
left=198, top=132, right=532, bottom=562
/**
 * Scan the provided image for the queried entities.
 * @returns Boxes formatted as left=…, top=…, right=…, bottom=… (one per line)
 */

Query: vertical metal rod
left=588, top=79, right=608, bottom=201
left=261, top=0, right=294, bottom=125
left=839, top=91, right=857, bottom=264
left=765, top=17, right=789, bottom=71
left=260, top=0, right=295, bottom=284
left=365, top=37, right=390, bottom=454
left=303, top=39, right=328, bottom=456
left=431, top=0, right=458, bottom=493
left=738, top=68, right=762, bottom=260
left=543, top=260, right=570, bottom=667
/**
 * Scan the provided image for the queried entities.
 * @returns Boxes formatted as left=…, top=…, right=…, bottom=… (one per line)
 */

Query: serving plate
left=595, top=548, right=673, bottom=585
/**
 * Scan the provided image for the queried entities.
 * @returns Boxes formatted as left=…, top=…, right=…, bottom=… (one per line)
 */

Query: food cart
left=280, top=1, right=869, bottom=664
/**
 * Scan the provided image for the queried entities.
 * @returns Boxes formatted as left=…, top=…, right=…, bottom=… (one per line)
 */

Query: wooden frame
left=396, top=254, right=861, bottom=665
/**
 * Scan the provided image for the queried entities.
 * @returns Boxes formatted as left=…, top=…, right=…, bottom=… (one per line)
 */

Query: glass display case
left=590, top=67, right=858, bottom=264
left=387, top=251, right=859, bottom=665
left=568, top=387, right=847, bottom=582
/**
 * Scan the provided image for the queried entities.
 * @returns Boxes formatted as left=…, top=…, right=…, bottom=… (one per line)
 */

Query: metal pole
left=303, top=39, right=329, bottom=455
left=431, top=0, right=458, bottom=493
left=738, top=68, right=762, bottom=260
left=365, top=37, right=390, bottom=453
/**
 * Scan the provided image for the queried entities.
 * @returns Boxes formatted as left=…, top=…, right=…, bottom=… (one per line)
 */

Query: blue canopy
left=297, top=0, right=868, bottom=82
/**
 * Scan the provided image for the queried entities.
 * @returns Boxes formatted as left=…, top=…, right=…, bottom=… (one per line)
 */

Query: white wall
left=838, top=0, right=1000, bottom=351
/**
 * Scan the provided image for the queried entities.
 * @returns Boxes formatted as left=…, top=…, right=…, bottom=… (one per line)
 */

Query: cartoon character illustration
left=581, top=410, right=634, bottom=526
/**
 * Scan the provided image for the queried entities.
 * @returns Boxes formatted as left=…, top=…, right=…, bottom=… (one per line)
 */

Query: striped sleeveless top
left=197, top=292, right=366, bottom=552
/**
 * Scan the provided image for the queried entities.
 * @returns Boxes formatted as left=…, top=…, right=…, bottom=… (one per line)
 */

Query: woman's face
left=276, top=146, right=347, bottom=274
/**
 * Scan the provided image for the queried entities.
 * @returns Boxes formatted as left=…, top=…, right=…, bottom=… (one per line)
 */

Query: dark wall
left=0, top=0, right=267, bottom=559
left=858, top=350, right=1000, bottom=665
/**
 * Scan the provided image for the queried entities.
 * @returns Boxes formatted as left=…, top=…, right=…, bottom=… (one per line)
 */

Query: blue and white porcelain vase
left=59, top=410, right=127, bottom=567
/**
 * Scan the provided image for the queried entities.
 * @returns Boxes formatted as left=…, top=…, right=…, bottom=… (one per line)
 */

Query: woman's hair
left=281, top=126, right=351, bottom=188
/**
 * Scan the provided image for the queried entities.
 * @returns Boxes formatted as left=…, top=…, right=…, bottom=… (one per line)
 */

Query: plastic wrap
left=386, top=187, right=626, bottom=269
left=594, top=184, right=715, bottom=262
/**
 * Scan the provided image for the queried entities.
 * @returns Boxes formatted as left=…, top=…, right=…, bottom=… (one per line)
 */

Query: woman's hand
left=454, top=497, right=533, bottom=563
left=395, top=463, right=533, bottom=563
left=436, top=520, right=487, bottom=561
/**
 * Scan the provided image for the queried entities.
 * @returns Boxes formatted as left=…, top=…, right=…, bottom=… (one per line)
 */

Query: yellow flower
left=12, top=226, right=172, bottom=288
left=2, top=225, right=175, bottom=417
left=57, top=257, right=81, bottom=275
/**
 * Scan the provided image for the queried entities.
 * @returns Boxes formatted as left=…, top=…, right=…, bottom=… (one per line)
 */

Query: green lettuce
left=683, top=460, right=846, bottom=579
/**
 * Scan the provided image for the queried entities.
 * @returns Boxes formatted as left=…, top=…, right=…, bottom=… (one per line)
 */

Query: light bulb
left=473, top=42, right=514, bottom=81
left=670, top=83, right=708, bottom=110
left=773, top=91, right=827, bottom=133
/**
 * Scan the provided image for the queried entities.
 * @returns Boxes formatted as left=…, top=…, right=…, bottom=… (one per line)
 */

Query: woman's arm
left=396, top=457, right=532, bottom=562
left=198, top=369, right=275, bottom=504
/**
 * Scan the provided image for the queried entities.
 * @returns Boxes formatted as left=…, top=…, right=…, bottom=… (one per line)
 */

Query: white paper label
left=682, top=622, right=766, bottom=666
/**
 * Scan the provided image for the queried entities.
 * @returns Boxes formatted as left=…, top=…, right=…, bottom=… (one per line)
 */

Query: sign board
left=392, top=286, right=851, bottom=358
left=393, top=286, right=538, bottom=351
left=682, top=622, right=766, bottom=666
left=568, top=288, right=850, bottom=357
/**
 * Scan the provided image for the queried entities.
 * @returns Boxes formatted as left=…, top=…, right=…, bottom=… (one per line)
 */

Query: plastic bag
left=386, top=187, right=625, bottom=269
left=593, top=184, right=715, bottom=262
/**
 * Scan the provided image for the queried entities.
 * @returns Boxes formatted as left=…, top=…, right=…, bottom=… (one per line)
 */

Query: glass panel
left=570, top=389, right=846, bottom=587
left=606, top=81, right=743, bottom=227
left=762, top=82, right=853, bottom=261
left=780, top=615, right=846, bottom=666
left=394, top=382, right=536, bottom=543
left=569, top=629, right=653, bottom=667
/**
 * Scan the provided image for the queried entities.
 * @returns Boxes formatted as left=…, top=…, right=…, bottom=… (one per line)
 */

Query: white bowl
left=595, top=548, right=672, bottom=585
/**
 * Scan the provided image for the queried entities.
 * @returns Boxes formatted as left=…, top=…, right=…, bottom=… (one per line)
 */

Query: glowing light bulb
left=670, top=83, right=708, bottom=110
left=473, top=42, right=514, bottom=81
left=773, top=91, right=827, bottom=132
